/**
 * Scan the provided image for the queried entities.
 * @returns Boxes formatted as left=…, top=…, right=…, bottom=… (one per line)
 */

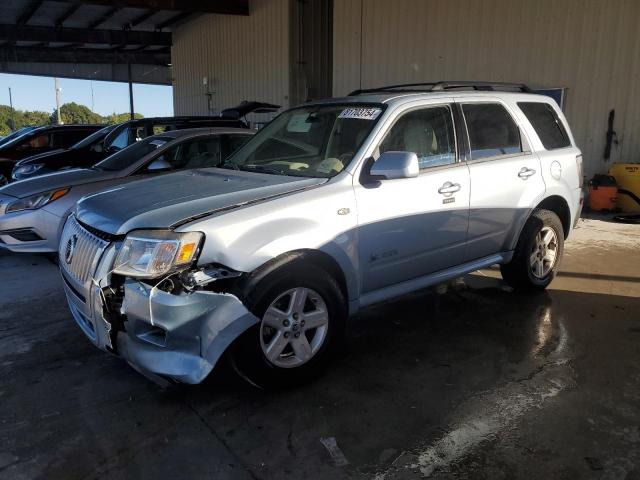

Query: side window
left=108, top=128, right=130, bottom=151
left=148, top=138, right=223, bottom=171
left=221, top=135, right=250, bottom=160
left=133, top=126, right=150, bottom=142
left=518, top=102, right=570, bottom=150
left=379, top=106, right=456, bottom=169
left=182, top=138, right=222, bottom=169
left=462, top=103, right=522, bottom=160
left=53, top=130, right=91, bottom=148
left=25, top=134, right=51, bottom=149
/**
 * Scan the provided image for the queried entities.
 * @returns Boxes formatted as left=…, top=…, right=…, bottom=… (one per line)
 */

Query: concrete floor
left=1, top=218, right=639, bottom=480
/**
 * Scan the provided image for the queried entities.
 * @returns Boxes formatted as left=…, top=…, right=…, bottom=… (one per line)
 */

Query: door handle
left=438, top=182, right=461, bottom=195
left=518, top=167, right=536, bottom=179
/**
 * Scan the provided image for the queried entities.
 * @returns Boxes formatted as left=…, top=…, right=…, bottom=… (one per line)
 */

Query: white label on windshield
left=338, top=107, right=382, bottom=120
left=150, top=140, right=167, bottom=148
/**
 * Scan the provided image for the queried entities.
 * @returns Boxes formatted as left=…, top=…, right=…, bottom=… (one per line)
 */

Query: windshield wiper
left=219, top=162, right=240, bottom=171
left=239, top=164, right=293, bottom=176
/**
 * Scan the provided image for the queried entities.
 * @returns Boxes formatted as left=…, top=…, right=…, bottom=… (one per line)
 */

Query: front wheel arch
left=236, top=249, right=350, bottom=305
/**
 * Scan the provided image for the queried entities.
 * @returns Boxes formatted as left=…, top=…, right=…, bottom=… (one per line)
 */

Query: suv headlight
left=113, top=230, right=203, bottom=279
left=5, top=188, right=70, bottom=213
left=13, top=163, right=44, bottom=177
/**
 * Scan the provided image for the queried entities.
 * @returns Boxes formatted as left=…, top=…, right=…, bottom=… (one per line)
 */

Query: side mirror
left=369, top=151, right=419, bottom=180
left=147, top=158, right=172, bottom=171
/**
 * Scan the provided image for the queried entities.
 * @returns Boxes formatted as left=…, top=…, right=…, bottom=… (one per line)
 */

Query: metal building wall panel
left=333, top=0, right=640, bottom=178
left=172, top=0, right=290, bottom=123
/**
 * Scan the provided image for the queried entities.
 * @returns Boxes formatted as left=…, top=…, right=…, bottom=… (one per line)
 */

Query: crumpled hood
left=76, top=168, right=326, bottom=235
left=0, top=168, right=114, bottom=198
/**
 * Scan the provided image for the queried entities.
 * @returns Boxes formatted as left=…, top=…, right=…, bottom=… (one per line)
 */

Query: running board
left=358, top=252, right=512, bottom=309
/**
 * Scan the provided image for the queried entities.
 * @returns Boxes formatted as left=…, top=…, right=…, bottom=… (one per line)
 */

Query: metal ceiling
left=0, top=0, right=249, bottom=85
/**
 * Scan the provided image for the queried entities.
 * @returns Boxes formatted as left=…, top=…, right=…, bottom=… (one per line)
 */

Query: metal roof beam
left=0, top=24, right=172, bottom=47
left=17, top=0, right=44, bottom=25
left=87, top=6, right=119, bottom=29
left=55, top=4, right=81, bottom=27
left=155, top=12, right=193, bottom=30
left=128, top=9, right=156, bottom=28
left=0, top=45, right=170, bottom=65
left=54, top=0, right=249, bottom=16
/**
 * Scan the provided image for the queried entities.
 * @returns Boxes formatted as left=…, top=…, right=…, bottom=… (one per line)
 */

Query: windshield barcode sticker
left=338, top=108, right=382, bottom=120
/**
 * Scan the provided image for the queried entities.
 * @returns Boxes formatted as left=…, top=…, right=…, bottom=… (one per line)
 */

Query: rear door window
left=462, top=103, right=522, bottom=160
left=518, top=102, right=571, bottom=150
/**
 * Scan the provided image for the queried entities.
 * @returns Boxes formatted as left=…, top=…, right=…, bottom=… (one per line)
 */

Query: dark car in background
left=12, top=124, right=117, bottom=181
left=0, top=124, right=103, bottom=186
left=0, top=126, right=38, bottom=148
left=12, top=102, right=281, bottom=182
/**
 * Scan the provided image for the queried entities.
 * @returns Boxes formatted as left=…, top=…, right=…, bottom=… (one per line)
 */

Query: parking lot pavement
left=1, top=218, right=639, bottom=480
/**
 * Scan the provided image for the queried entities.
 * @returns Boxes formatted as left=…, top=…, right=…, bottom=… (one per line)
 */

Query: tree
left=0, top=106, right=50, bottom=136
left=0, top=102, right=146, bottom=137
left=51, top=102, right=103, bottom=125
left=22, top=110, right=51, bottom=127
left=104, top=112, right=144, bottom=124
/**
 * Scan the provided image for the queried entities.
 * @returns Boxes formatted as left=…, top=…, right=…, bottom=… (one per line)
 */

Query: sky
left=0, top=73, right=173, bottom=117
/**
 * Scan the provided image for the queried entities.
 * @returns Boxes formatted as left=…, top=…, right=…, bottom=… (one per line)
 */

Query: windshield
left=223, top=104, right=384, bottom=178
left=95, top=136, right=172, bottom=171
left=70, top=124, right=115, bottom=150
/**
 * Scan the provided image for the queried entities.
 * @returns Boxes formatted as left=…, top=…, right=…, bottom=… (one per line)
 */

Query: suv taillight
left=576, top=154, right=584, bottom=188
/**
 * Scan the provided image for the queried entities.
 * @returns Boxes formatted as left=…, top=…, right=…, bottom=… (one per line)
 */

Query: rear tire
left=230, top=262, right=346, bottom=389
left=500, top=209, right=564, bottom=291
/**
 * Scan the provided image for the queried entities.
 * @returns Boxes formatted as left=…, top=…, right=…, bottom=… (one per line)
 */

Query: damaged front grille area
left=59, top=216, right=110, bottom=289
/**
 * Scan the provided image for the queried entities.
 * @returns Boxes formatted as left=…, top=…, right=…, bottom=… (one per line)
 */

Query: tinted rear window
left=518, top=102, right=571, bottom=150
left=462, top=103, right=522, bottom=160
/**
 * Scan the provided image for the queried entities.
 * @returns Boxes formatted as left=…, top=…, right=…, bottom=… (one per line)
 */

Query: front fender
left=182, top=180, right=360, bottom=301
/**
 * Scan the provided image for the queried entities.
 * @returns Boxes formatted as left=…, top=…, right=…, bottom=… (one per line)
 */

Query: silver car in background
left=58, top=83, right=583, bottom=388
left=0, top=128, right=253, bottom=253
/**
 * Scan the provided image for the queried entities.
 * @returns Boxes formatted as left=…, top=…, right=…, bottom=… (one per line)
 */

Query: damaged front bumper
left=62, top=253, right=259, bottom=385
left=115, top=280, right=259, bottom=384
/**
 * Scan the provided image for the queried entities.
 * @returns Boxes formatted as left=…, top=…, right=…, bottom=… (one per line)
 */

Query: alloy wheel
left=259, top=287, right=329, bottom=368
left=530, top=226, right=559, bottom=278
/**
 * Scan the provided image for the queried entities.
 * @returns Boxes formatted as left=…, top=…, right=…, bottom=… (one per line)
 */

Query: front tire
left=500, top=209, right=564, bottom=291
left=230, top=263, right=346, bottom=389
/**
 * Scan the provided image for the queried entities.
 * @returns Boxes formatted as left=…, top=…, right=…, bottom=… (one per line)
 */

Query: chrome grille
left=59, top=216, right=109, bottom=290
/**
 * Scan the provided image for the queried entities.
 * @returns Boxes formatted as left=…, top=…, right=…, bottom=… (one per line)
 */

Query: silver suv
left=59, top=82, right=584, bottom=388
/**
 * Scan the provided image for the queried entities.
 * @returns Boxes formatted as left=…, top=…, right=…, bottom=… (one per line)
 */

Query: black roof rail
left=431, top=81, right=532, bottom=92
left=348, top=81, right=531, bottom=96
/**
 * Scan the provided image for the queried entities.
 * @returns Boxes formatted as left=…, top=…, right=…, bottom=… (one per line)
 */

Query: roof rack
left=348, top=81, right=532, bottom=96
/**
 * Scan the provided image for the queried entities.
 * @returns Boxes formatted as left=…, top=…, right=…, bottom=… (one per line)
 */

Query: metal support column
left=128, top=62, right=134, bottom=120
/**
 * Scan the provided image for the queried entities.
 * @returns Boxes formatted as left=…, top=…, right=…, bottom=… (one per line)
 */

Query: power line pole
left=90, top=80, right=95, bottom=112
left=55, top=78, right=62, bottom=124
left=8, top=87, right=15, bottom=131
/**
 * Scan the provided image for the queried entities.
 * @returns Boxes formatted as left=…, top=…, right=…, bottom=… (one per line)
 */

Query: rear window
left=518, top=102, right=571, bottom=150
left=462, top=103, right=522, bottom=160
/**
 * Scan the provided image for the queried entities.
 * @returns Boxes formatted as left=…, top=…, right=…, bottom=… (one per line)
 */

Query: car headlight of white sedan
left=5, top=188, right=70, bottom=213
left=113, top=230, right=203, bottom=279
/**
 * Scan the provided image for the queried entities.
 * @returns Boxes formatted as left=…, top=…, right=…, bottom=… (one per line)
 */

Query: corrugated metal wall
left=172, top=0, right=290, bottom=123
left=333, top=0, right=640, bottom=178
